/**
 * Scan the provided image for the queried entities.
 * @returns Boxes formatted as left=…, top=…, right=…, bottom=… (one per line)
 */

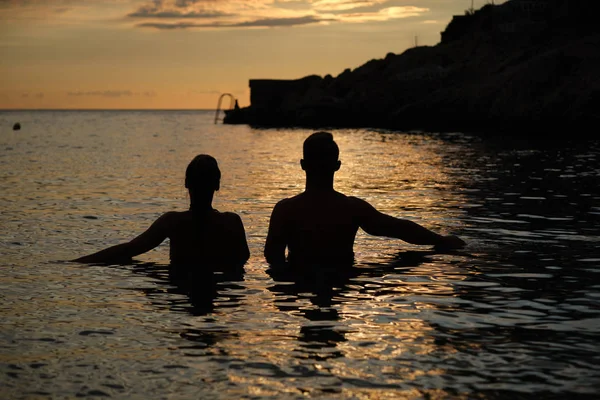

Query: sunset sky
left=0, top=0, right=505, bottom=109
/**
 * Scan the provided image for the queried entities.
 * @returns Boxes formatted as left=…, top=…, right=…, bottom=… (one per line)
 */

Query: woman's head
left=185, top=154, right=221, bottom=193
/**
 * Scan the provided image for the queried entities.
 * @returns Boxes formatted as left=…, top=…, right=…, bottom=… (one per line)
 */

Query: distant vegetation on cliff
left=226, top=0, right=600, bottom=134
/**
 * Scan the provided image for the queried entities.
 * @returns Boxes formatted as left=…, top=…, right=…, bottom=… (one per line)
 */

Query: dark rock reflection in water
left=0, top=110, right=598, bottom=399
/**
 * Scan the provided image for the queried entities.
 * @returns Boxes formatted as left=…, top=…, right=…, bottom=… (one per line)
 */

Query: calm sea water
left=0, top=110, right=599, bottom=399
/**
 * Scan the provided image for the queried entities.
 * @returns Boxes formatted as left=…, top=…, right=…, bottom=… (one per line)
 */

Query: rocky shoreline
left=225, top=0, right=599, bottom=135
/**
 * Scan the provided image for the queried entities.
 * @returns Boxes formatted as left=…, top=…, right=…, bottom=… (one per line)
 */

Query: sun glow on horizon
left=0, top=0, right=497, bottom=109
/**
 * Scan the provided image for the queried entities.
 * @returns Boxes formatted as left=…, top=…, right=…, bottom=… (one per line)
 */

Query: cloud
left=68, top=90, right=133, bottom=97
left=20, top=91, right=44, bottom=98
left=128, top=0, right=429, bottom=29
left=1, top=0, right=430, bottom=28
left=128, top=10, right=232, bottom=18
left=138, top=14, right=328, bottom=29
left=1, top=0, right=429, bottom=28
left=335, top=6, right=428, bottom=22
left=127, top=0, right=273, bottom=17
left=127, top=0, right=233, bottom=19
left=310, top=0, right=388, bottom=12
left=66, top=90, right=156, bottom=97
left=236, top=14, right=327, bottom=26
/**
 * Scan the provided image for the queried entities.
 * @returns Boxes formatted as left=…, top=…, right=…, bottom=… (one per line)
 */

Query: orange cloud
left=0, top=0, right=429, bottom=28
left=127, top=0, right=429, bottom=29
left=310, top=0, right=389, bottom=12
left=336, top=6, right=429, bottom=23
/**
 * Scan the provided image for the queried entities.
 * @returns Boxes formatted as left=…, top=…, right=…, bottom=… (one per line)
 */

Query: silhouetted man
left=264, top=131, right=465, bottom=266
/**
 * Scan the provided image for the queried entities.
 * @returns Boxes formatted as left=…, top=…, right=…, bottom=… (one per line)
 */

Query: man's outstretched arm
left=264, top=201, right=288, bottom=265
left=73, top=213, right=170, bottom=263
left=353, top=198, right=465, bottom=249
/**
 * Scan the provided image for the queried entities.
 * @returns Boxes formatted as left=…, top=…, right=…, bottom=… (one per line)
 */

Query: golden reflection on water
left=0, top=112, right=482, bottom=398
left=1, top=112, right=598, bottom=398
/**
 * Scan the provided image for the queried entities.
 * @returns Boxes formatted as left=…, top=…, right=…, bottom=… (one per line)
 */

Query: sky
left=0, top=0, right=506, bottom=109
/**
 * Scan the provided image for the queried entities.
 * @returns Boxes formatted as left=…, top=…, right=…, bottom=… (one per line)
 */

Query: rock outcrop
left=224, top=0, right=600, bottom=134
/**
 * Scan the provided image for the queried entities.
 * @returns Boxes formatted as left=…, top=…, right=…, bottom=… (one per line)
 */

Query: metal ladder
left=214, top=93, right=236, bottom=124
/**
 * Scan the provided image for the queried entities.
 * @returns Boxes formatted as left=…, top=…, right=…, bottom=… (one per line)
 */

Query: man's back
left=265, top=190, right=364, bottom=265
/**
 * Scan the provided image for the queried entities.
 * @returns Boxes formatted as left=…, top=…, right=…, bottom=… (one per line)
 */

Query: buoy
left=13, top=122, right=21, bottom=131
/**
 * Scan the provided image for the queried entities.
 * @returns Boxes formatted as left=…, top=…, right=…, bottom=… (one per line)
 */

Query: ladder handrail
left=214, top=93, right=236, bottom=124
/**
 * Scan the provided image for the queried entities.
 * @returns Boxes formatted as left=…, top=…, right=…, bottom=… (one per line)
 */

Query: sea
left=0, top=110, right=599, bottom=399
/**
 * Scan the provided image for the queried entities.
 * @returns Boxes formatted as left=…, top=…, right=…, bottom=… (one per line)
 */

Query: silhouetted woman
left=73, top=154, right=250, bottom=274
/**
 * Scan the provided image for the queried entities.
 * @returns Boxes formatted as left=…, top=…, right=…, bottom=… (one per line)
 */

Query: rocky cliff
left=224, top=0, right=600, bottom=134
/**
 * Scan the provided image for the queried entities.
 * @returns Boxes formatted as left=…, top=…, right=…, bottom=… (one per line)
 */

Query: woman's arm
left=228, top=213, right=250, bottom=266
left=73, top=213, right=171, bottom=263
left=264, top=201, right=288, bottom=265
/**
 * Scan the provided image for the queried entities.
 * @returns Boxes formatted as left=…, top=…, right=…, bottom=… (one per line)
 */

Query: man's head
left=185, top=154, right=221, bottom=193
left=301, top=131, right=341, bottom=173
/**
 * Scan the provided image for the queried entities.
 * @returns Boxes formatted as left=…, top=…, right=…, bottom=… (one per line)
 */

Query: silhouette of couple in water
left=74, top=131, right=465, bottom=270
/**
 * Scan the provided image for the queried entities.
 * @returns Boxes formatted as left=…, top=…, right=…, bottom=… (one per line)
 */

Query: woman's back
left=166, top=209, right=249, bottom=268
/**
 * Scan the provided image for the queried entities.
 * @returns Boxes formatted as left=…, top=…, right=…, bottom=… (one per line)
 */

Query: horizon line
left=0, top=108, right=220, bottom=112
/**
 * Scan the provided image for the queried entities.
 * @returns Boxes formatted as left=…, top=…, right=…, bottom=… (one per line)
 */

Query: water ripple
left=1, top=111, right=599, bottom=398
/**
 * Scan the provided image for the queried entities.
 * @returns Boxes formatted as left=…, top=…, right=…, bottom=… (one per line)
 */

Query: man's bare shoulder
left=346, top=195, right=372, bottom=209
left=158, top=210, right=189, bottom=223
left=275, top=193, right=370, bottom=209
left=344, top=196, right=381, bottom=220
left=153, top=210, right=180, bottom=223
left=163, top=210, right=239, bottom=226
left=163, top=210, right=185, bottom=217
left=212, top=209, right=244, bottom=224
left=215, top=209, right=241, bottom=218
left=273, top=195, right=301, bottom=209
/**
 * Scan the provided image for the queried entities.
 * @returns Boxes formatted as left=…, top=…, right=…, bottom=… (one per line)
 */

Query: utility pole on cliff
left=467, top=0, right=475, bottom=14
